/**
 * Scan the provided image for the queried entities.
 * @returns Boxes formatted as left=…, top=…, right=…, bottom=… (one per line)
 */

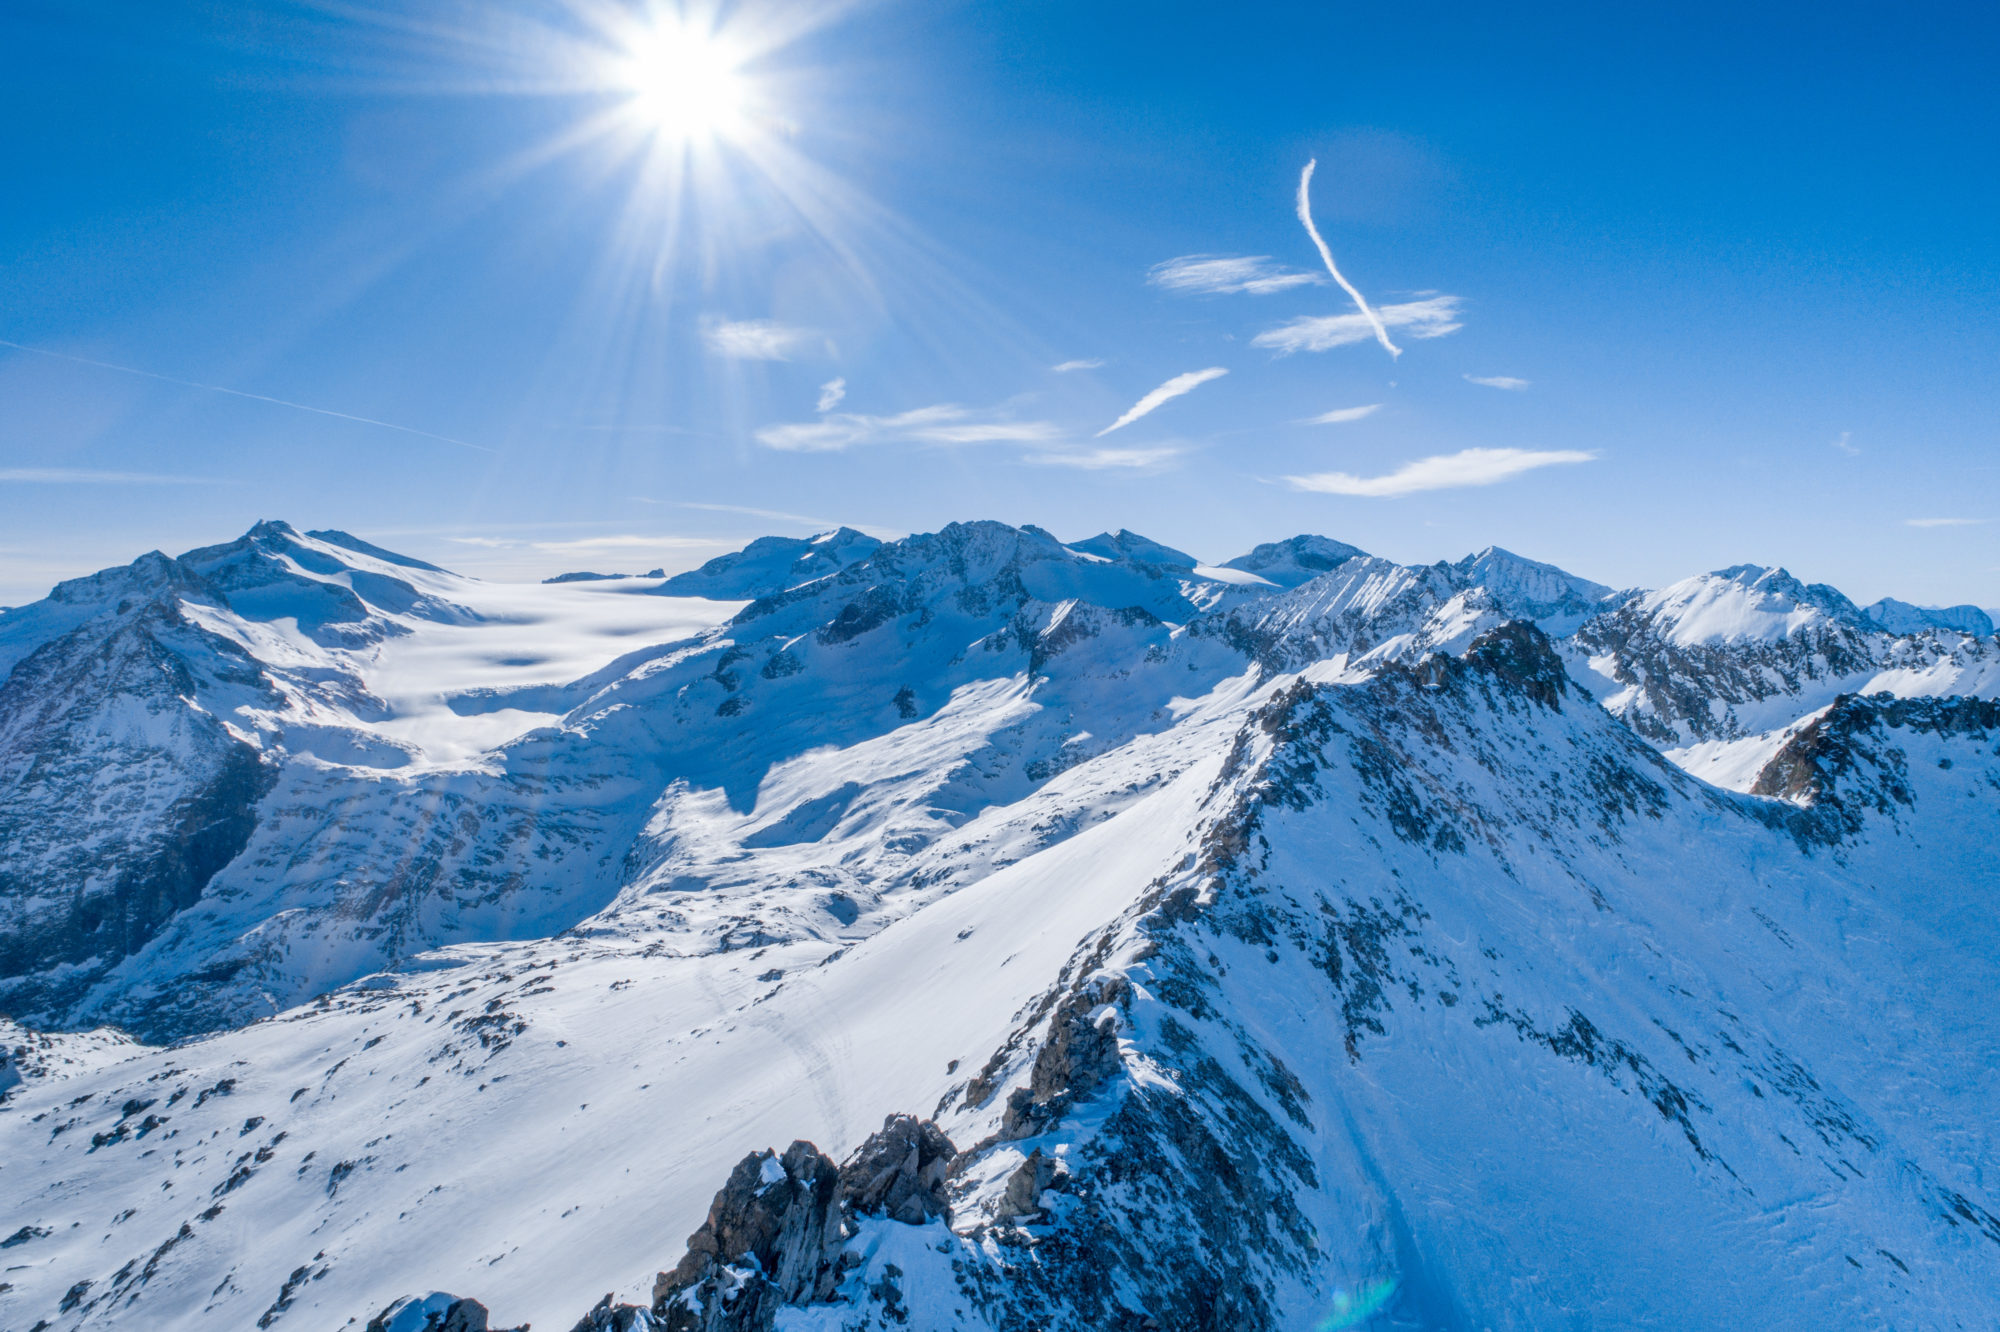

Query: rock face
left=835, top=1114, right=954, bottom=1224
left=1751, top=692, right=2000, bottom=842
left=1566, top=564, right=2000, bottom=747
left=0, top=567, right=278, bottom=1022
left=366, top=1292, right=523, bottom=1332
left=642, top=1117, right=957, bottom=1332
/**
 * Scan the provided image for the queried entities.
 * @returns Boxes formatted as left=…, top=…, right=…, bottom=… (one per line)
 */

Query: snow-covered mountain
left=2, top=519, right=1997, bottom=1331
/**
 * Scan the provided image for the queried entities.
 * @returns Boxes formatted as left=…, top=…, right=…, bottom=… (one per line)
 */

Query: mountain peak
left=1064, top=529, right=1197, bottom=568
left=1221, top=534, right=1368, bottom=588
left=1864, top=597, right=1995, bottom=637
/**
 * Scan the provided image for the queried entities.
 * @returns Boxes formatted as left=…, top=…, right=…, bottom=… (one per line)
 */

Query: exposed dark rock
left=995, top=1148, right=1060, bottom=1222
left=366, top=1292, right=524, bottom=1332
left=651, top=1139, right=844, bottom=1331
left=569, top=1293, right=655, bottom=1329
left=649, top=1116, right=959, bottom=1331
left=1001, top=977, right=1128, bottom=1140
left=1752, top=693, right=2000, bottom=844
left=837, top=1114, right=954, bottom=1224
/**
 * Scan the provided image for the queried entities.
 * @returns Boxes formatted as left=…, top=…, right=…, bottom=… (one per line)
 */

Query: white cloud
left=1303, top=404, right=1382, bottom=425
left=0, top=468, right=214, bottom=484
left=1098, top=367, right=1228, bottom=437
left=1252, top=296, right=1463, bottom=355
left=1148, top=255, right=1321, bottom=296
left=756, top=404, right=1059, bottom=453
left=1296, top=159, right=1400, bottom=357
left=1905, top=517, right=1983, bottom=528
left=1285, top=447, right=1594, bottom=497
left=1052, top=358, right=1105, bottom=373
left=1464, top=374, right=1530, bottom=391
left=1832, top=431, right=1860, bottom=456
left=703, top=319, right=815, bottom=361
left=1025, top=445, right=1182, bottom=471
left=816, top=377, right=846, bottom=412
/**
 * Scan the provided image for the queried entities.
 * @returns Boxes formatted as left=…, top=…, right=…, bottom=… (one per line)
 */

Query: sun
left=613, top=18, right=750, bottom=144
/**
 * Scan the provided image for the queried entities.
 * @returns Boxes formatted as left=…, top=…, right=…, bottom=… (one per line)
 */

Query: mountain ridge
left=2, top=518, right=1997, bottom=1332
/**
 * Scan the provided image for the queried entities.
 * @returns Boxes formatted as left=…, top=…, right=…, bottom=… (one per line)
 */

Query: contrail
left=1295, top=159, right=1399, bottom=359
left=0, top=338, right=494, bottom=453
left=1097, top=367, right=1228, bottom=437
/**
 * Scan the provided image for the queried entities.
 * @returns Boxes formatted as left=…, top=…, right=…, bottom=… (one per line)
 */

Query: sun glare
left=616, top=20, right=749, bottom=143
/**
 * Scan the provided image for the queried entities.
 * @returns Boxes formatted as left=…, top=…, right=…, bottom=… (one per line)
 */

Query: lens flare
left=1314, top=1275, right=1399, bottom=1330
left=614, top=18, right=749, bottom=143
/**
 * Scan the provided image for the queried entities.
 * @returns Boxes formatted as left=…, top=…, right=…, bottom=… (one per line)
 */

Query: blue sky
left=3, top=0, right=1996, bottom=608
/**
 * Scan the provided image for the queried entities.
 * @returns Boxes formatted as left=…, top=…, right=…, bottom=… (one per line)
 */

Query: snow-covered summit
left=1449, top=544, right=1623, bottom=634
left=654, top=526, right=883, bottom=600
left=1063, top=528, right=1198, bottom=568
left=1635, top=563, right=1862, bottom=646
left=4, top=518, right=2000, bottom=1332
left=1863, top=596, right=1995, bottom=637
left=1218, top=533, right=1367, bottom=588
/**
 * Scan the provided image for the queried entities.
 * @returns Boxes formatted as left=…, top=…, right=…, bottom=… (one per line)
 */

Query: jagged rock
left=837, top=1114, right=955, bottom=1224
left=651, top=1140, right=844, bottom=1331
left=1752, top=692, right=2000, bottom=843
left=1002, top=977, right=1128, bottom=1139
left=649, top=1117, right=959, bottom=1331
left=570, top=1293, right=656, bottom=1329
left=995, top=1148, right=1060, bottom=1222
left=366, top=1292, right=522, bottom=1332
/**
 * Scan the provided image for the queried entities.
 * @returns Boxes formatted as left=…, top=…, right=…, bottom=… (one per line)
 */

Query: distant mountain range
left=3, top=519, right=1997, bottom=1332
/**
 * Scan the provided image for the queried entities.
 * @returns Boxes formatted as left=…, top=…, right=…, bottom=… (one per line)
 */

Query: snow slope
left=3, top=520, right=1999, bottom=1331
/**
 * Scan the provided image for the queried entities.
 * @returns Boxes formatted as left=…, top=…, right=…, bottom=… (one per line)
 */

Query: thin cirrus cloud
left=756, top=404, right=1060, bottom=453
left=1464, top=374, right=1531, bottom=391
left=703, top=318, right=816, bottom=361
left=1303, top=404, right=1382, bottom=425
left=1286, top=447, right=1595, bottom=497
left=1148, top=255, right=1322, bottom=296
left=816, top=378, right=847, bottom=412
left=1905, top=517, right=1983, bottom=528
left=1052, top=358, right=1105, bottom=373
left=1098, top=368, right=1228, bottom=436
left=1025, top=445, right=1182, bottom=471
left=1252, top=296, right=1462, bottom=355
left=1832, top=432, right=1860, bottom=456
left=0, top=467, right=215, bottom=484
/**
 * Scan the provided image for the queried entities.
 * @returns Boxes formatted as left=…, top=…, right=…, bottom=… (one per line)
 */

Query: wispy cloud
left=0, top=467, right=216, bottom=484
left=1906, top=517, right=1983, bottom=528
left=1253, top=296, right=1462, bottom=355
left=816, top=378, right=847, bottom=412
left=1098, top=368, right=1228, bottom=437
left=703, top=319, right=816, bottom=361
left=530, top=535, right=727, bottom=555
left=1296, top=159, right=1399, bottom=357
left=1051, top=358, right=1104, bottom=373
left=664, top=502, right=905, bottom=539
left=1303, top=404, right=1382, bottom=425
left=1286, top=447, right=1594, bottom=497
left=0, top=338, right=491, bottom=452
left=756, top=404, right=1060, bottom=453
left=1148, top=255, right=1321, bottom=296
left=1025, top=445, right=1183, bottom=471
left=1464, top=374, right=1530, bottom=391
left=1832, top=431, right=1860, bottom=456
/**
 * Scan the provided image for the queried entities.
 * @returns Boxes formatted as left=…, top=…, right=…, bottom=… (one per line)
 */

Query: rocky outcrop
left=0, top=592, right=277, bottom=1026
left=366, top=1292, right=524, bottom=1332
left=557, top=1116, right=960, bottom=1332
left=1752, top=692, right=2000, bottom=843
left=835, top=1114, right=955, bottom=1223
